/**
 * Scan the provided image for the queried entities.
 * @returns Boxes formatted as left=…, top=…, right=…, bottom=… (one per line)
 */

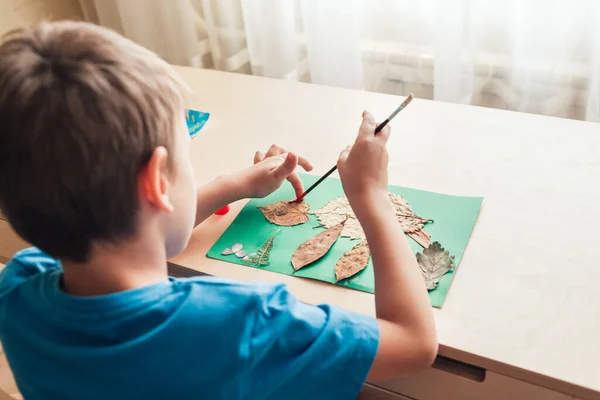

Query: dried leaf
left=232, top=243, right=243, bottom=252
left=335, top=241, right=371, bottom=282
left=235, top=250, right=246, bottom=258
left=416, top=242, right=455, bottom=290
left=311, top=194, right=431, bottom=240
left=408, top=229, right=431, bottom=248
left=291, top=220, right=345, bottom=271
left=259, top=201, right=310, bottom=226
left=243, top=230, right=278, bottom=267
left=221, top=248, right=233, bottom=255
left=310, top=197, right=363, bottom=239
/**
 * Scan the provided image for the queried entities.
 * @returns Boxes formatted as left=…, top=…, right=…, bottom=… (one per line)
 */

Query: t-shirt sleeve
left=246, top=283, right=379, bottom=399
left=0, top=247, right=61, bottom=297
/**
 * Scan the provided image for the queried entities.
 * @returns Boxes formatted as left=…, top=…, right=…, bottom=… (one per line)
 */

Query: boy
left=0, top=22, right=436, bottom=399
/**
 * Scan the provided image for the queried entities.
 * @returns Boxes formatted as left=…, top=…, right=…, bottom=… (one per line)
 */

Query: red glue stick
left=215, top=205, right=230, bottom=215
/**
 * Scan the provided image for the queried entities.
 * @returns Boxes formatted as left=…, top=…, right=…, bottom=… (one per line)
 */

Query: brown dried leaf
left=291, top=220, right=345, bottom=271
left=259, top=200, right=310, bottom=226
left=335, top=241, right=371, bottom=282
left=416, top=242, right=455, bottom=290
left=408, top=229, right=431, bottom=248
left=311, top=194, right=431, bottom=239
left=310, top=197, right=361, bottom=238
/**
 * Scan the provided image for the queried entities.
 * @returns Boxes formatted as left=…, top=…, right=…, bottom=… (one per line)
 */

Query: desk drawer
left=0, top=218, right=28, bottom=263
left=372, top=359, right=582, bottom=400
left=358, top=384, right=412, bottom=399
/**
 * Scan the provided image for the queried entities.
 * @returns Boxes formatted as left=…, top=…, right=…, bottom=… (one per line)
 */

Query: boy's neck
left=61, top=234, right=170, bottom=297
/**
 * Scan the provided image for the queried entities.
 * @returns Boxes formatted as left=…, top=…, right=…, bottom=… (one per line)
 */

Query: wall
left=0, top=0, right=82, bottom=35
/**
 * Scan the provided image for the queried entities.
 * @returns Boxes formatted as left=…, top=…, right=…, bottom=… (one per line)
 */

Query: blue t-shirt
left=0, top=248, right=379, bottom=399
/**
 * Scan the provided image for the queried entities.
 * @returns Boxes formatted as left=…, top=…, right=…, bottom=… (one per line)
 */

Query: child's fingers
left=287, top=172, right=305, bottom=198
left=375, top=124, right=391, bottom=143
left=271, top=152, right=298, bottom=181
left=362, top=111, right=375, bottom=125
left=358, top=111, right=376, bottom=140
left=254, top=151, right=265, bottom=164
left=265, top=144, right=287, bottom=158
left=338, top=145, right=352, bottom=162
left=297, top=154, right=314, bottom=171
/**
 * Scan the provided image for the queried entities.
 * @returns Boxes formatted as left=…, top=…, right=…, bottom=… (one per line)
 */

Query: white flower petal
left=235, top=250, right=247, bottom=258
left=232, top=243, right=243, bottom=252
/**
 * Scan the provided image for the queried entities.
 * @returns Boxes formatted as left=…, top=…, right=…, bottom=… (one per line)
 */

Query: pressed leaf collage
left=207, top=173, right=483, bottom=307
left=251, top=193, right=455, bottom=288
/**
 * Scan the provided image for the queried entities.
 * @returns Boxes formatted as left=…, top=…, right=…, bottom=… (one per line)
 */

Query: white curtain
left=79, top=0, right=600, bottom=122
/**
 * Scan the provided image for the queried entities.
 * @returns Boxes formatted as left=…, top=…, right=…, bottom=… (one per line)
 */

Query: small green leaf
left=242, top=230, right=279, bottom=267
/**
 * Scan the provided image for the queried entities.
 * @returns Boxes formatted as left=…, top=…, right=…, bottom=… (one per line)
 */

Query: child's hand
left=337, top=111, right=391, bottom=206
left=237, top=144, right=313, bottom=199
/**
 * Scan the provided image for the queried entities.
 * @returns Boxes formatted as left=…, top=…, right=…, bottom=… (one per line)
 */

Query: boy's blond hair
left=0, top=21, right=189, bottom=262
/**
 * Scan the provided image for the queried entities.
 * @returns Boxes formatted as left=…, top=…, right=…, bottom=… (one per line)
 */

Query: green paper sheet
left=207, top=174, right=482, bottom=307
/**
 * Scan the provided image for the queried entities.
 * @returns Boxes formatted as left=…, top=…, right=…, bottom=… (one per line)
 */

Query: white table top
left=170, top=66, right=600, bottom=398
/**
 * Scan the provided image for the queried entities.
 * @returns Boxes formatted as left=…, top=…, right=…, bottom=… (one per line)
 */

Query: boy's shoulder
left=0, top=247, right=59, bottom=298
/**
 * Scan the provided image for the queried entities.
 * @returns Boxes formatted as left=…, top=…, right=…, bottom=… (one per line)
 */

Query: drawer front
left=373, top=364, right=582, bottom=400
left=358, top=384, right=412, bottom=400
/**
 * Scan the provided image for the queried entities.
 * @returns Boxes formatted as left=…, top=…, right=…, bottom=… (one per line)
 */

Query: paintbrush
left=295, top=93, right=414, bottom=202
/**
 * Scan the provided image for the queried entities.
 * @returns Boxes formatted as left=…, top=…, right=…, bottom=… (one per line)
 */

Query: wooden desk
left=169, top=67, right=600, bottom=399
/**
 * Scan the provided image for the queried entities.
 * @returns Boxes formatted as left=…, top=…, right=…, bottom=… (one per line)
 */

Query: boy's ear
left=139, top=146, right=174, bottom=212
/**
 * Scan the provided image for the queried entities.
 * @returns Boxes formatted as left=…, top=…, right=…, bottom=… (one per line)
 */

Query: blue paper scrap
left=185, top=109, right=209, bottom=137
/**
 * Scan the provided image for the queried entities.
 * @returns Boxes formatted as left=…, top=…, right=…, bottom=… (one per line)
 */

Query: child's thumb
left=272, top=152, right=298, bottom=181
